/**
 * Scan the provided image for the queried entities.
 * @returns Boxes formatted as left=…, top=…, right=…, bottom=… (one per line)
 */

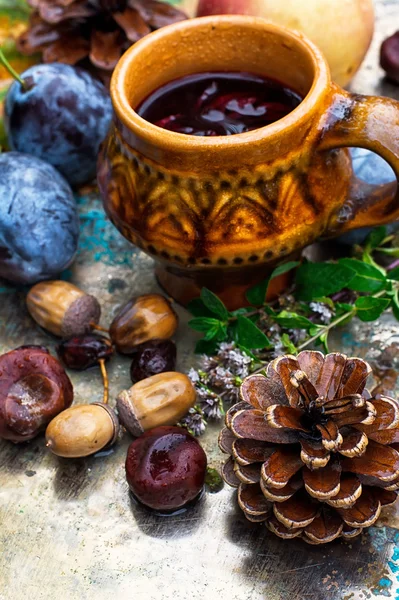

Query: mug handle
left=318, top=84, right=399, bottom=233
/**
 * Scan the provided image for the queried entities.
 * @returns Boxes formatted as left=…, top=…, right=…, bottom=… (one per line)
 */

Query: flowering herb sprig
left=181, top=226, right=399, bottom=435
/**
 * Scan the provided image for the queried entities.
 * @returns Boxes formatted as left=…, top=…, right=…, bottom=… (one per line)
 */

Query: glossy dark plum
left=130, top=339, right=177, bottom=382
left=5, top=63, right=113, bottom=186
left=0, top=152, right=79, bottom=284
left=125, top=425, right=207, bottom=511
left=57, top=334, right=114, bottom=370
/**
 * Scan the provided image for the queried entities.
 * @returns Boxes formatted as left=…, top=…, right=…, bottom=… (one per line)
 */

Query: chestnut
left=109, top=294, right=178, bottom=354
left=130, top=339, right=176, bottom=382
left=125, top=425, right=207, bottom=511
left=0, top=346, right=73, bottom=442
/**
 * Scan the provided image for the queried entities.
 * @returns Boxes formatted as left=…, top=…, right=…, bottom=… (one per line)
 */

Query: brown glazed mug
left=98, top=16, right=399, bottom=310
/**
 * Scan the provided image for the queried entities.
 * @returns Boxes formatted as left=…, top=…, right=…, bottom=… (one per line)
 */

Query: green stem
left=0, top=49, right=26, bottom=89
left=251, top=286, right=395, bottom=375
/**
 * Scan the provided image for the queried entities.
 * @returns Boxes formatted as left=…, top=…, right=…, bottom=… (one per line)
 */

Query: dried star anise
left=220, top=351, right=399, bottom=544
left=17, top=0, right=187, bottom=85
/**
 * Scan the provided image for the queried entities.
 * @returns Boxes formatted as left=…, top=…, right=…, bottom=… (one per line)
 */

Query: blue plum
left=5, top=63, right=113, bottom=187
left=0, top=152, right=79, bottom=284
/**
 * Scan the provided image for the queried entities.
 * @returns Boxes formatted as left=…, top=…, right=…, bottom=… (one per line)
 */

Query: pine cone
left=219, top=351, right=399, bottom=544
left=17, top=0, right=187, bottom=84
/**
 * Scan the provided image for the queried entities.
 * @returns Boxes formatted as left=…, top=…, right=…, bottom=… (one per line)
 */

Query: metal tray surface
left=2, top=1, right=399, bottom=598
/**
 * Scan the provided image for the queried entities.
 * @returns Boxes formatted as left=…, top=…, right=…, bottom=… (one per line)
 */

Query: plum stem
left=99, top=358, right=109, bottom=405
left=0, top=49, right=27, bottom=89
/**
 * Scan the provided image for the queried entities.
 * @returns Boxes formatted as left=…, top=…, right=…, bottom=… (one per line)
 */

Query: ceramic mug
left=98, top=16, right=399, bottom=310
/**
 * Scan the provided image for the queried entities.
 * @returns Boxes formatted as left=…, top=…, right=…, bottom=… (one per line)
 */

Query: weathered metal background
left=2, top=1, right=399, bottom=598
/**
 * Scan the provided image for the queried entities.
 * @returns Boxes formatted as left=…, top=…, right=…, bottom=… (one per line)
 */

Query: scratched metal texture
left=2, top=1, right=399, bottom=598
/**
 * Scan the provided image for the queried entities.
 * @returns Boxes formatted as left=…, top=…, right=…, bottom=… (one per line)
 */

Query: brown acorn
left=110, top=294, right=178, bottom=354
left=46, top=353, right=118, bottom=458
left=27, top=280, right=101, bottom=338
left=220, top=351, right=399, bottom=544
left=117, top=372, right=196, bottom=436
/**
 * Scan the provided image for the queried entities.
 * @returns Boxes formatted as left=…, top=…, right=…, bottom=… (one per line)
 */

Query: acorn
left=45, top=402, right=119, bottom=458
left=117, top=372, right=196, bottom=437
left=109, top=294, right=178, bottom=354
left=45, top=353, right=119, bottom=458
left=27, top=280, right=101, bottom=338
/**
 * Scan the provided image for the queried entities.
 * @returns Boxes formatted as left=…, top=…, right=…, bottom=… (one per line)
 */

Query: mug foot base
left=155, top=259, right=298, bottom=311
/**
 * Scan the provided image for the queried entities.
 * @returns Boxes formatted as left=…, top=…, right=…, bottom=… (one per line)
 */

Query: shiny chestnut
left=125, top=425, right=207, bottom=511
left=0, top=347, right=73, bottom=442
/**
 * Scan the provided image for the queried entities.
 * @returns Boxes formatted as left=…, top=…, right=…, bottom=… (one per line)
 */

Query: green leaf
left=339, top=258, right=386, bottom=293
left=200, top=288, right=229, bottom=320
left=204, top=322, right=227, bottom=342
left=361, top=252, right=387, bottom=275
left=355, top=296, right=390, bottom=322
left=281, top=333, right=297, bottom=354
left=195, top=338, right=219, bottom=354
left=189, top=317, right=221, bottom=333
left=230, top=307, right=255, bottom=316
left=365, top=226, right=387, bottom=250
left=272, top=260, right=300, bottom=279
left=393, top=290, right=399, bottom=322
left=295, top=262, right=355, bottom=300
left=246, top=261, right=299, bottom=305
left=272, top=310, right=314, bottom=330
left=187, top=298, right=216, bottom=318
left=236, top=316, right=272, bottom=350
left=388, top=266, right=399, bottom=281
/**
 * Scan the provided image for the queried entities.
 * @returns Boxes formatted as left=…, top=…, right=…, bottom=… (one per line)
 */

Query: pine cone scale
left=261, top=447, right=302, bottom=489
left=238, top=483, right=271, bottom=516
left=325, top=474, right=362, bottom=508
left=273, top=490, right=319, bottom=529
left=304, top=507, right=343, bottom=544
left=300, top=439, right=330, bottom=468
left=265, top=404, right=307, bottom=431
left=221, top=350, right=399, bottom=543
left=89, top=29, right=124, bottom=70
left=232, top=438, right=275, bottom=466
left=43, top=36, right=90, bottom=64
left=303, top=461, right=341, bottom=500
left=113, top=7, right=150, bottom=43
left=230, top=408, right=299, bottom=444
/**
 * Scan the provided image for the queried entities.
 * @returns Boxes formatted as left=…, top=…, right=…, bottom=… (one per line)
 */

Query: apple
left=196, top=0, right=375, bottom=87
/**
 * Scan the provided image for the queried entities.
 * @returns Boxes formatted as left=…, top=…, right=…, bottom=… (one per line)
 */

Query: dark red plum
left=0, top=152, right=79, bottom=284
left=5, top=63, right=112, bottom=187
left=125, top=425, right=207, bottom=511
left=130, top=339, right=177, bottom=382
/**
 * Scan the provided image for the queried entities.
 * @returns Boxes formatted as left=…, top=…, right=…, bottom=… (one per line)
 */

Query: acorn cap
left=62, top=294, right=101, bottom=337
left=92, top=402, right=120, bottom=447
left=116, top=390, right=143, bottom=437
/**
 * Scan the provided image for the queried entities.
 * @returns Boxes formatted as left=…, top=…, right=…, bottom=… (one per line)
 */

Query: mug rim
left=111, top=15, right=330, bottom=152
